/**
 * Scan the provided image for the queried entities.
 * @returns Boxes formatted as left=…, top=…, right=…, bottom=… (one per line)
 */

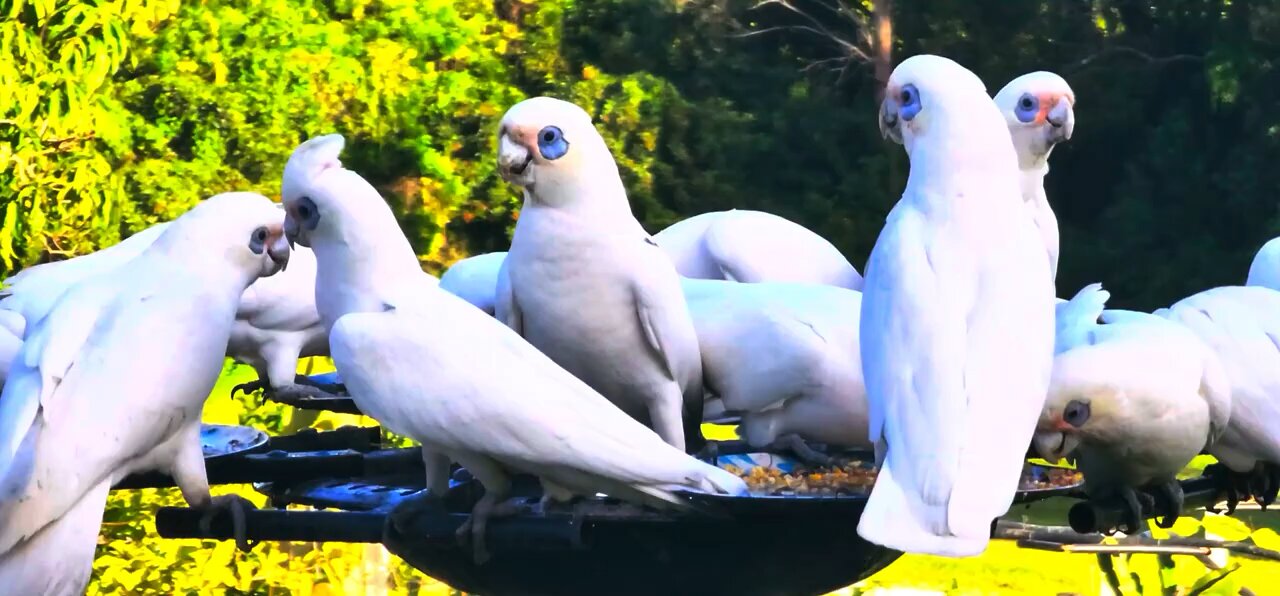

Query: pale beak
left=268, top=232, right=291, bottom=272
left=1032, top=430, right=1079, bottom=461
left=497, top=134, right=534, bottom=184
left=284, top=215, right=303, bottom=248
left=879, top=98, right=903, bottom=144
left=1046, top=96, right=1074, bottom=144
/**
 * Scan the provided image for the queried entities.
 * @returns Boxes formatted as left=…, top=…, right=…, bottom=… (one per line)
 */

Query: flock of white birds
left=0, top=53, right=1277, bottom=593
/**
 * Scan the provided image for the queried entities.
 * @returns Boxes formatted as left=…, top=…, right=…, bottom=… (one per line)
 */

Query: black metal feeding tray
left=149, top=424, right=1102, bottom=596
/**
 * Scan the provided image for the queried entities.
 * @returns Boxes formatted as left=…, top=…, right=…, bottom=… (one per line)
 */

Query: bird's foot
left=769, top=434, right=836, bottom=468
left=456, top=495, right=522, bottom=565
left=1249, top=462, right=1280, bottom=509
left=1115, top=486, right=1153, bottom=535
left=536, top=494, right=584, bottom=516
left=230, top=378, right=268, bottom=400
left=694, top=439, right=724, bottom=464
left=198, top=494, right=259, bottom=552
left=388, top=489, right=446, bottom=534
left=1206, top=463, right=1250, bottom=515
left=1150, top=480, right=1184, bottom=529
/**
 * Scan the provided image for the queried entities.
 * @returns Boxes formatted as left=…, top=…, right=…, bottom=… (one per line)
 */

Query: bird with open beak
left=495, top=97, right=706, bottom=454
left=993, top=71, right=1076, bottom=282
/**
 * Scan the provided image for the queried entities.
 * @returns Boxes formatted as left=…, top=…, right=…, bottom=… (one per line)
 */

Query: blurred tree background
left=5, top=0, right=1280, bottom=593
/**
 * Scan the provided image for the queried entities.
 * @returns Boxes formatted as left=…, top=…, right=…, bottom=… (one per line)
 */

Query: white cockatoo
left=439, top=252, right=509, bottom=316
left=0, top=219, right=329, bottom=401
left=225, top=245, right=335, bottom=403
left=653, top=210, right=864, bottom=290
left=1157, top=286, right=1280, bottom=509
left=681, top=278, right=869, bottom=457
left=992, top=71, right=1075, bottom=282
left=280, top=133, right=747, bottom=563
left=1246, top=238, right=1280, bottom=291
left=0, top=192, right=291, bottom=594
left=496, top=97, right=705, bottom=452
left=858, top=55, right=1055, bottom=557
left=1034, top=284, right=1231, bottom=532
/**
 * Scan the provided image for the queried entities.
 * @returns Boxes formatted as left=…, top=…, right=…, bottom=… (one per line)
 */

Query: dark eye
left=899, top=83, right=922, bottom=122
left=1015, top=93, right=1040, bottom=123
left=1063, top=399, right=1091, bottom=427
left=249, top=226, right=268, bottom=254
left=537, top=125, right=569, bottom=160
left=296, top=199, right=312, bottom=220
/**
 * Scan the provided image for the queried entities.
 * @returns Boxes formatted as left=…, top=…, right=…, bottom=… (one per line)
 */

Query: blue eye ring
left=537, top=125, right=569, bottom=160
left=1063, top=399, right=1090, bottom=427
left=1015, top=93, right=1040, bottom=123
left=899, top=84, right=922, bottom=121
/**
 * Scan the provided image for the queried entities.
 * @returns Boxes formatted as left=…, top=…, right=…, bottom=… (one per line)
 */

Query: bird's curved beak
left=1045, top=96, right=1074, bottom=144
left=268, top=230, right=291, bottom=273
left=284, top=214, right=304, bottom=249
left=879, top=97, right=904, bottom=144
left=497, top=133, right=535, bottom=186
left=1032, top=429, right=1079, bottom=461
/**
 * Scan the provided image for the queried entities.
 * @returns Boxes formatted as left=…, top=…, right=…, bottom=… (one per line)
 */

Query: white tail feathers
left=695, top=462, right=749, bottom=496
left=857, top=461, right=991, bottom=557
left=0, top=478, right=110, bottom=595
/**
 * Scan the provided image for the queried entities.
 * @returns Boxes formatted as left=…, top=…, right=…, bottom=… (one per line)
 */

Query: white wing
left=703, top=210, right=863, bottom=290
left=859, top=199, right=1053, bottom=557
left=439, top=252, right=507, bottom=315
left=1161, top=286, right=1280, bottom=467
left=0, top=263, right=234, bottom=555
left=1247, top=238, right=1280, bottom=290
left=0, top=223, right=169, bottom=332
left=329, top=293, right=744, bottom=507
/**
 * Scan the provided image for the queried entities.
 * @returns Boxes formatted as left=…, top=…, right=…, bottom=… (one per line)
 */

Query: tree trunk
left=872, top=0, right=894, bottom=102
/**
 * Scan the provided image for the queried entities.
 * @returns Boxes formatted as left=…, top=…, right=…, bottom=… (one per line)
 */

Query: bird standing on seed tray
left=0, top=193, right=291, bottom=595
left=1035, top=283, right=1232, bottom=533
left=497, top=97, right=706, bottom=453
left=281, top=131, right=747, bottom=565
left=857, top=54, right=1055, bottom=557
left=1154, top=286, right=1280, bottom=512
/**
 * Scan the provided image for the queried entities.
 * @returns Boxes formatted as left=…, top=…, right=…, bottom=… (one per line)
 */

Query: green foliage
left=7, top=0, right=1280, bottom=592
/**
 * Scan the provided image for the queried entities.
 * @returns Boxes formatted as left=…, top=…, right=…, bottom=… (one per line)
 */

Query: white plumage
left=0, top=219, right=327, bottom=399
left=681, top=278, right=869, bottom=451
left=1158, top=287, right=1280, bottom=482
left=496, top=97, right=704, bottom=451
left=653, top=210, right=863, bottom=290
left=281, top=132, right=746, bottom=563
left=0, top=192, right=291, bottom=594
left=1034, top=284, right=1231, bottom=530
left=857, top=55, right=1055, bottom=557
left=439, top=252, right=508, bottom=315
left=1247, top=238, right=1280, bottom=291
left=992, top=71, right=1075, bottom=282
left=0, top=222, right=171, bottom=335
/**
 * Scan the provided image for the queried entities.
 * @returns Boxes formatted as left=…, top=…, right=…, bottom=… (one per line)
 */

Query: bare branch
left=734, top=0, right=873, bottom=64
left=1064, top=45, right=1204, bottom=75
left=994, top=520, right=1280, bottom=563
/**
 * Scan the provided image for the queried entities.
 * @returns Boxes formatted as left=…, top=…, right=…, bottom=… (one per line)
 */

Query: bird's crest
left=284, top=133, right=346, bottom=188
